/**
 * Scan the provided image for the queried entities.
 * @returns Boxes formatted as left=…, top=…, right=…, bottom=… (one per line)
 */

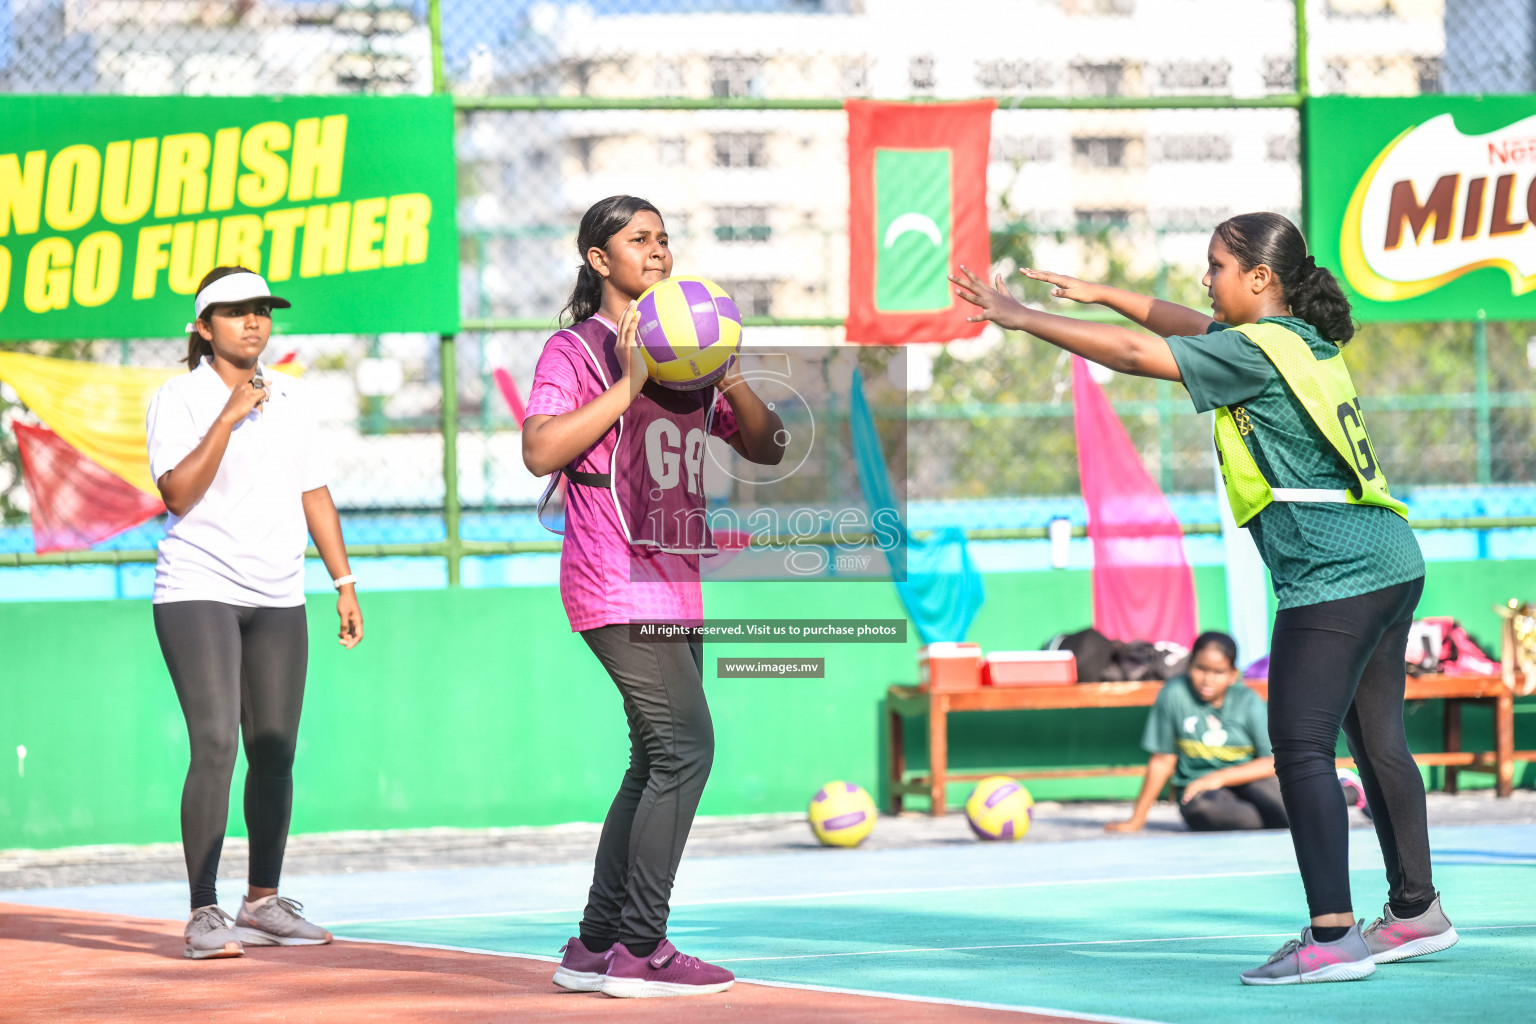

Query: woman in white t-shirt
left=146, top=265, right=363, bottom=961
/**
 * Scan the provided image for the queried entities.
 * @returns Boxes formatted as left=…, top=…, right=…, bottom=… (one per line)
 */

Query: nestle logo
left=1488, top=138, right=1536, bottom=165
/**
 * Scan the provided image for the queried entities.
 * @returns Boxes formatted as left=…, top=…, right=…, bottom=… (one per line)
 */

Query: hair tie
left=1302, top=254, right=1317, bottom=272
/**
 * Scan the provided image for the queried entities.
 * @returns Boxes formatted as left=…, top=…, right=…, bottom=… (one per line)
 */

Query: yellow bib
left=1212, top=323, right=1408, bottom=527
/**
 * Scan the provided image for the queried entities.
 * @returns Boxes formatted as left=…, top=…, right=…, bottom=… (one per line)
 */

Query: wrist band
left=332, top=575, right=357, bottom=590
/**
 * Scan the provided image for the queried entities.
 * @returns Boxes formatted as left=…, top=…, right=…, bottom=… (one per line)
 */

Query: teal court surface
left=5, top=824, right=1532, bottom=1023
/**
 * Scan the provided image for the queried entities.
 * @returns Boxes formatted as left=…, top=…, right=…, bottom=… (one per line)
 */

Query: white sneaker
left=184, top=905, right=243, bottom=960
left=234, top=895, right=332, bottom=947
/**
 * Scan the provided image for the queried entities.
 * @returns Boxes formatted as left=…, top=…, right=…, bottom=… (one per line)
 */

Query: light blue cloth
left=849, top=369, right=983, bottom=644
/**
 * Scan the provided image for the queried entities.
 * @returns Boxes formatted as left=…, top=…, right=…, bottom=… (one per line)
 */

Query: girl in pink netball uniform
left=522, top=195, right=785, bottom=998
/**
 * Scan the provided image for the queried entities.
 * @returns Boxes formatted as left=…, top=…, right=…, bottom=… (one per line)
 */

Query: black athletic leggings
left=153, top=601, right=308, bottom=910
left=1178, top=776, right=1289, bottom=831
left=579, top=626, right=713, bottom=948
left=1266, top=577, right=1433, bottom=918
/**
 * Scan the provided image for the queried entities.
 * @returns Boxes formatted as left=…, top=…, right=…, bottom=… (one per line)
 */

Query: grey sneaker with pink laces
left=1363, top=894, right=1459, bottom=963
left=600, top=939, right=735, bottom=998
left=1240, top=924, right=1377, bottom=985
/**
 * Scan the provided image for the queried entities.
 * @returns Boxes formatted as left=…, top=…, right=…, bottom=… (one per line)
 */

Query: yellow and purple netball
left=634, top=275, right=741, bottom=391
left=808, top=780, right=877, bottom=847
left=965, top=776, right=1034, bottom=841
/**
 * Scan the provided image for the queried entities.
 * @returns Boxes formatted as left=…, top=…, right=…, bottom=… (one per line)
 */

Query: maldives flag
left=846, top=99, right=996, bottom=345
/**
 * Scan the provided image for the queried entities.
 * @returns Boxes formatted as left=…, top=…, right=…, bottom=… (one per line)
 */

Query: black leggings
left=579, top=626, right=713, bottom=948
left=1179, top=776, right=1289, bottom=831
left=1267, top=577, right=1433, bottom=918
left=153, top=601, right=308, bottom=910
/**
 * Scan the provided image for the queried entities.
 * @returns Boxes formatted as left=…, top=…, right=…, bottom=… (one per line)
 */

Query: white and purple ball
left=634, top=275, right=741, bottom=391
left=965, top=775, right=1035, bottom=841
left=808, top=780, right=877, bottom=847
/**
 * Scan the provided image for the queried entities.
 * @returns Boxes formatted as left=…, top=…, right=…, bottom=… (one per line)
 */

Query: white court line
left=331, top=934, right=559, bottom=962
left=713, top=932, right=1296, bottom=963
left=739, top=976, right=1174, bottom=1024
left=330, top=934, right=1173, bottom=1024
left=713, top=923, right=1536, bottom=963
left=327, top=868, right=1298, bottom=926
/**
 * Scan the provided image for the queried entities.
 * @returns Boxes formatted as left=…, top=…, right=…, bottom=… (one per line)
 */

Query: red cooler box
left=981, top=650, right=1077, bottom=687
left=918, top=642, right=982, bottom=693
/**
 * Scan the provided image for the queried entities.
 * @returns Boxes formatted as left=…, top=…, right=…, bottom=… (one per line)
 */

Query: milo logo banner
left=0, top=95, right=458, bottom=339
left=1310, top=95, right=1536, bottom=322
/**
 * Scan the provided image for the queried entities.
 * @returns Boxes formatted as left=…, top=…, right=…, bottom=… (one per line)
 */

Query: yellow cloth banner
left=0, top=353, right=299, bottom=495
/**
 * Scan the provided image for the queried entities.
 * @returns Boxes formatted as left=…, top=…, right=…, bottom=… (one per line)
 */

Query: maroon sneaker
left=551, top=936, right=613, bottom=992
left=600, top=939, right=735, bottom=998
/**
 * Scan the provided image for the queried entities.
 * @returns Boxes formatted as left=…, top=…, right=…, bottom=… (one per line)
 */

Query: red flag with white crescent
left=846, top=99, right=995, bottom=345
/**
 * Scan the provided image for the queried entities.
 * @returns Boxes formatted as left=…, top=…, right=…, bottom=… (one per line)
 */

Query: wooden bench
left=887, top=673, right=1529, bottom=815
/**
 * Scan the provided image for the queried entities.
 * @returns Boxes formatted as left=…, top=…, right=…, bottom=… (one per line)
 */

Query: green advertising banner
left=1309, top=95, right=1536, bottom=322
left=0, top=95, right=458, bottom=340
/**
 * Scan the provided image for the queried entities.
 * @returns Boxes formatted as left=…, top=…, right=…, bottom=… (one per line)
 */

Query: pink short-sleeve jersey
left=525, top=314, right=739, bottom=632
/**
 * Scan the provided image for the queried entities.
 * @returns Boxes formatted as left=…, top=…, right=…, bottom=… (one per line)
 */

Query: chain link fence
left=7, top=3, right=1521, bottom=103
left=2, top=0, right=1534, bottom=588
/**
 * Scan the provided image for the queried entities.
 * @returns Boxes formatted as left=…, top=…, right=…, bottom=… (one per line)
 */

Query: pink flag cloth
left=14, top=423, right=165, bottom=554
left=1071, top=357, right=1197, bottom=647
left=493, top=368, right=527, bottom=427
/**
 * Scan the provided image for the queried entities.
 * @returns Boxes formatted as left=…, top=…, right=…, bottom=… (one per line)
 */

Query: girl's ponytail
left=560, top=260, right=605, bottom=327
left=1285, top=255, right=1355, bottom=345
left=1214, top=213, right=1357, bottom=344
left=559, top=195, right=662, bottom=327
left=185, top=327, right=214, bottom=369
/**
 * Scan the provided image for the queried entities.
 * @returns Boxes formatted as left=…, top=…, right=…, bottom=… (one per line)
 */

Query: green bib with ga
left=1213, top=322, right=1408, bottom=527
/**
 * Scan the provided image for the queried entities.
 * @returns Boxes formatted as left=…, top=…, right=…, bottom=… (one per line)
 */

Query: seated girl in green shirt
left=1107, top=632, right=1287, bottom=834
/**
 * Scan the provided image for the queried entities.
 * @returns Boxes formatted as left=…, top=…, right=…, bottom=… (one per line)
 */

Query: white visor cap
left=192, top=272, right=291, bottom=324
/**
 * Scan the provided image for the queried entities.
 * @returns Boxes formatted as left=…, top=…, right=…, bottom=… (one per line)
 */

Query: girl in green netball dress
left=953, top=213, right=1456, bottom=986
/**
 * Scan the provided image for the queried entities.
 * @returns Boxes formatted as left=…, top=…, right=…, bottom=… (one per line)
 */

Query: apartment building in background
left=457, top=0, right=1450, bottom=325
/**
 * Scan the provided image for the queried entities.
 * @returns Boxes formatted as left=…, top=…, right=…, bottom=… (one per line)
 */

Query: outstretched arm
left=1021, top=269, right=1215, bottom=338
left=951, top=267, right=1183, bottom=382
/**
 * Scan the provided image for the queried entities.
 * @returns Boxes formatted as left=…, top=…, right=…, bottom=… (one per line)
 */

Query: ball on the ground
left=808, top=780, right=877, bottom=847
left=965, top=775, right=1034, bottom=841
left=634, top=275, right=741, bottom=391
left=1338, top=768, right=1370, bottom=815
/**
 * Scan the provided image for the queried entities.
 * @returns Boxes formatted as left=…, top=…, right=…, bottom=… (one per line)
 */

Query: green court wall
left=1, top=559, right=1532, bottom=851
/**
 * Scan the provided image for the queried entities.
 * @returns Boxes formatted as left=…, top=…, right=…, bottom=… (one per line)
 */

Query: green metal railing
left=7, top=517, right=1536, bottom=569
left=453, top=95, right=1307, bottom=112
